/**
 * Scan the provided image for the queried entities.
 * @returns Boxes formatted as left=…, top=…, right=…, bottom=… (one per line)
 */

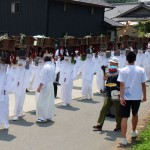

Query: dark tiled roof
left=59, top=0, right=113, bottom=8
left=114, top=17, right=150, bottom=22
left=105, top=3, right=138, bottom=19
left=104, top=17, right=123, bottom=27
left=105, top=2, right=150, bottom=19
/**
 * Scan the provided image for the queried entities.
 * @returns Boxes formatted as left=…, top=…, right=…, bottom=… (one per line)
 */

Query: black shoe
left=26, top=89, right=30, bottom=93
left=100, top=90, right=105, bottom=94
left=114, top=126, right=121, bottom=132
left=93, top=125, right=102, bottom=131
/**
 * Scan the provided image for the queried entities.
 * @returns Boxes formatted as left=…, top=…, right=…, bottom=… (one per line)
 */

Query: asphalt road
left=0, top=80, right=150, bottom=150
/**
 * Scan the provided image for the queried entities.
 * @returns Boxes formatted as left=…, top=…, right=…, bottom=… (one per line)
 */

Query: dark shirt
left=105, top=75, right=120, bottom=98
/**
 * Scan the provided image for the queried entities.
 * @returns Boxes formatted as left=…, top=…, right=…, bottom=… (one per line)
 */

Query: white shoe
left=83, top=95, right=87, bottom=99
left=87, top=94, right=92, bottom=100
left=13, top=116, right=19, bottom=121
left=4, top=123, right=9, bottom=129
left=121, top=138, right=128, bottom=145
left=36, top=119, right=47, bottom=123
left=19, top=113, right=25, bottom=118
left=131, top=130, right=138, bottom=138
left=62, top=103, right=67, bottom=106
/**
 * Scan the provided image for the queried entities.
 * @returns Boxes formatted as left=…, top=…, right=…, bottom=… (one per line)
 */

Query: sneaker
left=84, top=95, right=88, bottom=99
left=87, top=95, right=92, bottom=100
left=131, top=130, right=138, bottom=138
left=4, top=123, right=9, bottom=129
left=19, top=113, right=25, bottom=118
left=26, top=89, right=30, bottom=93
left=36, top=119, right=47, bottom=123
left=114, top=126, right=121, bottom=132
left=13, top=116, right=19, bottom=121
left=93, top=125, right=102, bottom=131
left=121, top=138, right=128, bottom=145
left=62, top=103, right=67, bottom=106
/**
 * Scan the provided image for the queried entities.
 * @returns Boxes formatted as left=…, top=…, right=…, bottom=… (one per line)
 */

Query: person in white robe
left=73, top=50, right=85, bottom=79
left=13, top=59, right=30, bottom=121
left=7, top=64, right=17, bottom=93
left=27, top=59, right=37, bottom=91
left=55, top=47, right=69, bottom=59
left=32, top=58, right=44, bottom=104
left=0, top=63, right=9, bottom=129
left=143, top=48, right=150, bottom=80
left=118, top=50, right=126, bottom=69
left=94, top=52, right=108, bottom=93
left=59, top=56, right=76, bottom=106
left=80, top=53, right=94, bottom=99
left=135, top=50, right=144, bottom=67
left=36, top=55, right=55, bottom=123
left=93, top=53, right=102, bottom=92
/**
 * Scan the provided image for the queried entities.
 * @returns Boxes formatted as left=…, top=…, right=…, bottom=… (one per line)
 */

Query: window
left=11, top=1, right=21, bottom=14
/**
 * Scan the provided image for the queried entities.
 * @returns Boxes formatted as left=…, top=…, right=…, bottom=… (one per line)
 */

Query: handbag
left=111, top=90, right=120, bottom=101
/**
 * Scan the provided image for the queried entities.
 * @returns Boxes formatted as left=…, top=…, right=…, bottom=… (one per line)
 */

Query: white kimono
left=59, top=59, right=75, bottom=104
left=118, top=53, right=126, bottom=69
left=36, top=61, right=55, bottom=120
left=93, top=54, right=107, bottom=92
left=27, top=62, right=37, bottom=90
left=0, top=64, right=9, bottom=126
left=143, top=50, right=150, bottom=80
left=32, top=59, right=44, bottom=103
left=135, top=51, right=144, bottom=67
left=14, top=61, right=30, bottom=117
left=7, top=65, right=17, bottom=93
left=81, top=56, right=94, bottom=97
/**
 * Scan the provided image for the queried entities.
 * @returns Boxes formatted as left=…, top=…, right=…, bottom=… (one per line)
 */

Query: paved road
left=0, top=77, right=150, bottom=150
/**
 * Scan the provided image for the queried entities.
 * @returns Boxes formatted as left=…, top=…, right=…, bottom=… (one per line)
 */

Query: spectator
left=118, top=51, right=147, bottom=145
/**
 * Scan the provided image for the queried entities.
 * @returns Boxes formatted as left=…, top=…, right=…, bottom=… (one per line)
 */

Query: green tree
left=134, top=20, right=150, bottom=37
left=106, top=0, right=139, bottom=3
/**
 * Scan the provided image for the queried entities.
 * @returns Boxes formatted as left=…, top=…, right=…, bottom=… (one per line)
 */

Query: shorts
left=119, top=100, right=141, bottom=118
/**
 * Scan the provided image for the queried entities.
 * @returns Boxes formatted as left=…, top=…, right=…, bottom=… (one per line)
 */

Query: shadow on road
left=36, top=120, right=55, bottom=128
left=73, top=86, right=81, bottom=90
left=77, top=99, right=100, bottom=104
left=9, top=118, right=34, bottom=127
left=56, top=105, right=80, bottom=111
left=101, top=130, right=122, bottom=142
left=28, top=110, right=36, bottom=116
left=93, top=92, right=105, bottom=97
left=26, top=91, right=35, bottom=96
left=146, top=80, right=150, bottom=83
left=0, top=130, right=16, bottom=142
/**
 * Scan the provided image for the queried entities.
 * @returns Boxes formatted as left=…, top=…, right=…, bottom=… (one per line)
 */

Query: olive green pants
left=97, top=97, right=121, bottom=127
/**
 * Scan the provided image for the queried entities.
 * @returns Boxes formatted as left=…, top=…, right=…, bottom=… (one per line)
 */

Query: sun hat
left=108, top=57, right=119, bottom=64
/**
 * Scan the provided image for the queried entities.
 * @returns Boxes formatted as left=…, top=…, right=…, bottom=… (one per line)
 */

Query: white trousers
left=14, top=89, right=26, bottom=117
left=0, top=95, right=9, bottom=125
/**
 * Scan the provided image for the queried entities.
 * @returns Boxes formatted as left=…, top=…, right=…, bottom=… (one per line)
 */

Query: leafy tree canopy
left=134, top=20, right=150, bottom=37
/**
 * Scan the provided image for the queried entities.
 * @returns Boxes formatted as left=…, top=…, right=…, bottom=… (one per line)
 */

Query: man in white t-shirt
left=117, top=51, right=147, bottom=145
